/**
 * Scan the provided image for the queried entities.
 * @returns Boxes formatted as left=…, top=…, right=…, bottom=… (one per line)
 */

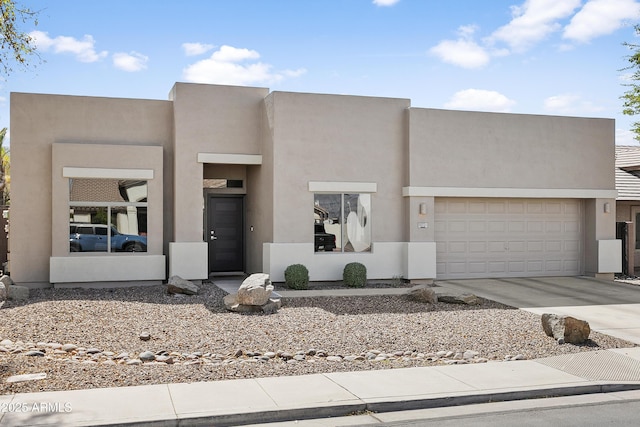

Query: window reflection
left=314, top=193, right=371, bottom=253
left=69, top=179, right=148, bottom=253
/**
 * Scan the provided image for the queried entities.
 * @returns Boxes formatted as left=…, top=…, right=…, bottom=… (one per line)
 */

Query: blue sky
left=3, top=0, right=640, bottom=144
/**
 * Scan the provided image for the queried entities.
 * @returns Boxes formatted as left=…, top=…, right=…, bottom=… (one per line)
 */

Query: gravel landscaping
left=0, top=281, right=635, bottom=395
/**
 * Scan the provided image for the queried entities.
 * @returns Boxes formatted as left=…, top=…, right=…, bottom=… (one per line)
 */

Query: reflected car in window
left=69, top=223, right=147, bottom=252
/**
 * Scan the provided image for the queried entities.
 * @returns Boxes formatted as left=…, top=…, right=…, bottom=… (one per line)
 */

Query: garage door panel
left=435, top=198, right=581, bottom=279
left=527, top=241, right=544, bottom=252
left=509, top=221, right=526, bottom=232
left=527, top=260, right=544, bottom=272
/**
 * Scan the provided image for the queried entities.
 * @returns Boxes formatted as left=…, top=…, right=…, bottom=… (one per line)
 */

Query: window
left=69, top=179, right=148, bottom=253
left=313, top=193, right=371, bottom=253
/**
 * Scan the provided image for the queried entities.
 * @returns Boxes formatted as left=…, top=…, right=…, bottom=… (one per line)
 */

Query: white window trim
left=402, top=186, right=617, bottom=199
left=63, top=167, right=153, bottom=180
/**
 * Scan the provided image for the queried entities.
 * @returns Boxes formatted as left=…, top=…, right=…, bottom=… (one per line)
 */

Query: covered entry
left=435, top=198, right=582, bottom=279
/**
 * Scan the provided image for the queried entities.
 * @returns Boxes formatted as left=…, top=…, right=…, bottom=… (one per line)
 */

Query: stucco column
left=404, top=195, right=436, bottom=279
left=169, top=152, right=207, bottom=280
left=584, top=198, right=621, bottom=279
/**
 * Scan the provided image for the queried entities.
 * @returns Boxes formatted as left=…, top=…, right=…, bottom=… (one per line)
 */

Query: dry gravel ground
left=0, top=282, right=635, bottom=395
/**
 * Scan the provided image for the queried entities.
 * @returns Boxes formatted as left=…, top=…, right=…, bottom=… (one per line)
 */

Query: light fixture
left=604, top=202, right=611, bottom=214
left=419, top=202, right=427, bottom=215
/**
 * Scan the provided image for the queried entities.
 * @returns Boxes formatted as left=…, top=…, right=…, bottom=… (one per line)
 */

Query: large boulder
left=237, top=273, right=273, bottom=306
left=541, top=313, right=590, bottom=344
left=224, top=274, right=280, bottom=314
left=0, top=282, right=6, bottom=302
left=167, top=276, right=199, bottom=295
left=407, top=285, right=437, bottom=304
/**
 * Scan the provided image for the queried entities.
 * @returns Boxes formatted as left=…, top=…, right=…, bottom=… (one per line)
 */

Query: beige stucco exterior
left=9, top=83, right=620, bottom=286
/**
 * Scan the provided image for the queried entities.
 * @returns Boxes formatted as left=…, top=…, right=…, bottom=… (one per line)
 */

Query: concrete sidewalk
left=2, top=347, right=640, bottom=426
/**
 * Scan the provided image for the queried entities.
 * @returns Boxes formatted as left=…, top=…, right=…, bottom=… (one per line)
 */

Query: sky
left=2, top=0, right=640, bottom=145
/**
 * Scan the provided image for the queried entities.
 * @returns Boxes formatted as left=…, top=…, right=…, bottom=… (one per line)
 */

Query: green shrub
left=343, top=262, right=367, bottom=288
left=284, top=264, right=309, bottom=290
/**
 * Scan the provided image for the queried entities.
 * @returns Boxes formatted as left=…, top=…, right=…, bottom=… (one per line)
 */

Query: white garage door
left=434, top=198, right=582, bottom=279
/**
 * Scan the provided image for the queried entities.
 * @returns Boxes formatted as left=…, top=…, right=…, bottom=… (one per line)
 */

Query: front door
left=207, top=195, right=244, bottom=273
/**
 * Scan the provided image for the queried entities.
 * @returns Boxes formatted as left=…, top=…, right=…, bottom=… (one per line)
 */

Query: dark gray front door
left=207, top=196, right=244, bottom=272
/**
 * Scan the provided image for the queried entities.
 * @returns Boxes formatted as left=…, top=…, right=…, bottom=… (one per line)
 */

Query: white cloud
left=617, top=127, right=638, bottom=145
left=29, top=30, right=108, bottom=63
left=563, top=0, right=640, bottom=43
left=183, top=45, right=306, bottom=85
left=543, top=93, right=604, bottom=115
left=112, top=52, right=148, bottom=72
left=489, top=0, right=582, bottom=52
left=373, top=0, right=400, bottom=6
left=444, top=89, right=516, bottom=112
left=182, top=42, right=215, bottom=56
left=430, top=25, right=490, bottom=69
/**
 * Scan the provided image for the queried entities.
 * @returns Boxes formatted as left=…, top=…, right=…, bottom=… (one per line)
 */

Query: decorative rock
left=223, top=293, right=263, bottom=313
left=126, top=359, right=142, bottom=365
left=62, top=344, right=77, bottom=352
left=8, top=285, right=29, bottom=301
left=6, top=373, right=46, bottom=383
left=0, top=275, right=15, bottom=287
left=262, top=298, right=281, bottom=314
left=156, top=355, right=174, bottom=364
left=436, top=291, right=480, bottom=305
left=0, top=283, right=6, bottom=302
left=463, top=350, right=479, bottom=360
left=327, top=356, right=343, bottom=362
left=224, top=274, right=279, bottom=314
left=237, top=273, right=273, bottom=306
left=139, top=351, right=156, bottom=361
left=86, top=348, right=101, bottom=354
left=407, top=285, right=437, bottom=304
left=542, top=313, right=590, bottom=344
left=0, top=339, right=13, bottom=347
left=166, top=275, right=199, bottom=295
left=25, top=350, right=45, bottom=357
left=139, top=331, right=151, bottom=341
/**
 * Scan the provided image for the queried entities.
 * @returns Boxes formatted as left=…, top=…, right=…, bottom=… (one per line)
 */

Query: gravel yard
left=0, top=282, right=635, bottom=395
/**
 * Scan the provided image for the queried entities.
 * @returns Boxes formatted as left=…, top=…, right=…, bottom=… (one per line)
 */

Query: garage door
left=434, top=198, right=582, bottom=279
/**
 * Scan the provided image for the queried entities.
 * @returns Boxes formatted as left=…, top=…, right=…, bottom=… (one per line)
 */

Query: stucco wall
left=10, top=92, right=173, bottom=285
left=408, top=108, right=615, bottom=190
left=171, top=83, right=269, bottom=243
left=268, top=91, right=410, bottom=244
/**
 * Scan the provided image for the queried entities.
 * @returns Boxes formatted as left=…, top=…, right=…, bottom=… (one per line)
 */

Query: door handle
left=210, top=230, right=217, bottom=240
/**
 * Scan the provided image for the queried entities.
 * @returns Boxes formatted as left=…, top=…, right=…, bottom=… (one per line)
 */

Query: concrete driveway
left=436, top=277, right=640, bottom=345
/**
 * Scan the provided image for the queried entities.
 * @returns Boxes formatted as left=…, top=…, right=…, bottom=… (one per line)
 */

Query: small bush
left=284, top=264, right=309, bottom=290
left=343, top=262, right=367, bottom=288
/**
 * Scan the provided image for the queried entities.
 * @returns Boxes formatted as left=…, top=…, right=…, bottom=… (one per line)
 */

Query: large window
left=313, top=193, right=371, bottom=253
left=69, top=179, right=148, bottom=253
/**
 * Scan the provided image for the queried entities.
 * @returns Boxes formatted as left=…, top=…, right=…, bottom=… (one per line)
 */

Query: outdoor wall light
left=604, top=202, right=611, bottom=214
left=419, top=202, right=427, bottom=215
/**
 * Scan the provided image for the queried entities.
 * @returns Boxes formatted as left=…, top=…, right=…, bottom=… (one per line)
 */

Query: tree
left=0, top=128, right=9, bottom=205
left=0, top=0, right=39, bottom=77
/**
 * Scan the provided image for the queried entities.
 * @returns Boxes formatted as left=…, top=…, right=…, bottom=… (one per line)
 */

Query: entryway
left=206, top=195, right=244, bottom=273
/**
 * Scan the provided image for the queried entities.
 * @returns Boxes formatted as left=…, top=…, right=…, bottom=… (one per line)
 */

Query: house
left=615, top=145, right=640, bottom=275
left=9, top=83, right=621, bottom=287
